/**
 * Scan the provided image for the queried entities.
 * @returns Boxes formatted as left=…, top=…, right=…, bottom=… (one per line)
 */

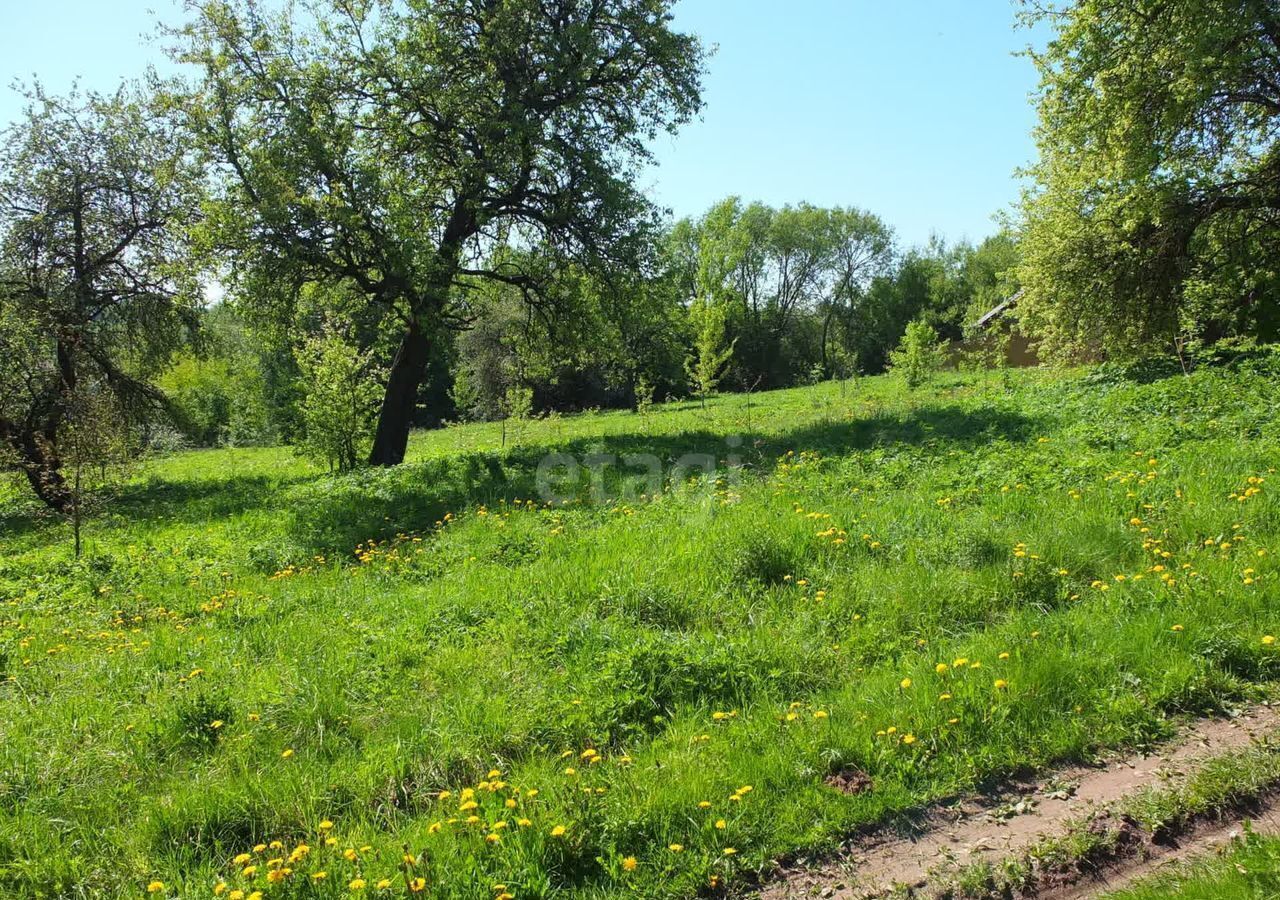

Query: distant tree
left=175, top=0, right=705, bottom=466
left=1017, top=0, right=1280, bottom=357
left=889, top=319, right=947, bottom=389
left=0, top=85, right=201, bottom=511
left=294, top=325, right=383, bottom=473
left=158, top=305, right=274, bottom=447
left=821, top=208, right=895, bottom=373
left=670, top=199, right=897, bottom=388
left=961, top=230, right=1021, bottom=327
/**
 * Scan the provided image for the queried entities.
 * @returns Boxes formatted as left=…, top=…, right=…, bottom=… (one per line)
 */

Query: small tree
left=685, top=299, right=736, bottom=409
left=634, top=375, right=655, bottom=416
left=889, top=319, right=947, bottom=389
left=58, top=386, right=136, bottom=557
left=499, top=384, right=534, bottom=449
left=294, top=325, right=382, bottom=472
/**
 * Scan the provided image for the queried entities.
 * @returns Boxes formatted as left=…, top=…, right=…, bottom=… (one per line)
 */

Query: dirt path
left=1045, top=802, right=1280, bottom=899
left=758, top=705, right=1280, bottom=899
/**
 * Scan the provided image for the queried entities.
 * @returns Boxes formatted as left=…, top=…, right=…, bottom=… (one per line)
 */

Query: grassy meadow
left=2, top=356, right=1280, bottom=898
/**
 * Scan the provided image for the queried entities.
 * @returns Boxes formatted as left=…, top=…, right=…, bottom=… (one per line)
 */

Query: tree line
left=3, top=0, right=1279, bottom=513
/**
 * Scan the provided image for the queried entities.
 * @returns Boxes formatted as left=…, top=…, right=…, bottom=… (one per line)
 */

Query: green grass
left=1103, top=828, right=1280, bottom=899
left=2, top=358, right=1280, bottom=898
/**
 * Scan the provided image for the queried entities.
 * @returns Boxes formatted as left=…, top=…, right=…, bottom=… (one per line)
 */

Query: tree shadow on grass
left=2, top=402, right=1045, bottom=555
left=0, top=470, right=313, bottom=546
left=284, top=403, right=1045, bottom=555
left=111, top=472, right=315, bottom=523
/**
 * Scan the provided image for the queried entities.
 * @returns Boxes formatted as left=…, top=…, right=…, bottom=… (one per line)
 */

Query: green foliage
left=685, top=298, right=736, bottom=404
left=889, top=319, right=947, bottom=388
left=672, top=198, right=895, bottom=387
left=0, top=83, right=202, bottom=509
left=500, top=384, right=536, bottom=448
left=1018, top=0, right=1280, bottom=358
left=294, top=325, right=383, bottom=472
left=175, top=0, right=705, bottom=464
left=158, top=352, right=271, bottom=448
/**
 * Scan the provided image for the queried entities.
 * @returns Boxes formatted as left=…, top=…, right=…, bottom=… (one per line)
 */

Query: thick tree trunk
left=368, top=324, right=432, bottom=466
left=2, top=426, right=74, bottom=513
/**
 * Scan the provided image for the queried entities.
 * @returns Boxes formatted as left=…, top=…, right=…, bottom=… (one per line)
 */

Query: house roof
left=973, top=289, right=1024, bottom=331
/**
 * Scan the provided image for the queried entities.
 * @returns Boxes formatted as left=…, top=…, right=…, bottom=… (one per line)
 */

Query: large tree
left=1017, top=0, right=1280, bottom=357
left=175, top=0, right=704, bottom=465
left=0, top=86, right=201, bottom=510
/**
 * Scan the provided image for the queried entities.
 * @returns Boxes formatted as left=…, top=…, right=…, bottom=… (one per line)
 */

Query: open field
left=3, top=357, right=1280, bottom=898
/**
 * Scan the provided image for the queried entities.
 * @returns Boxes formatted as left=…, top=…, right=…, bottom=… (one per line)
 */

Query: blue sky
left=0, top=1, right=1047, bottom=248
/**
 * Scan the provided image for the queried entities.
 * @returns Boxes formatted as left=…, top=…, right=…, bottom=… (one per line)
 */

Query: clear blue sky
left=0, top=1, right=1047, bottom=248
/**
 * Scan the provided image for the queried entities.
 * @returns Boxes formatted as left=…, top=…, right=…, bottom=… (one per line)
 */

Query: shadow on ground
left=1, top=403, right=1045, bottom=556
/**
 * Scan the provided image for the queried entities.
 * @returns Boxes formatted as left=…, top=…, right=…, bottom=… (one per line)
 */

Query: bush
left=294, top=325, right=384, bottom=472
left=158, top=351, right=272, bottom=447
left=889, top=318, right=947, bottom=388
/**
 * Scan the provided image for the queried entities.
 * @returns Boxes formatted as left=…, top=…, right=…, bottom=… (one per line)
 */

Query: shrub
left=889, top=318, right=947, bottom=388
left=294, top=325, right=384, bottom=472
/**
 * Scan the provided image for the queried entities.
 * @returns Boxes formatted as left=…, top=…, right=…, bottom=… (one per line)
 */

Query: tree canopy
left=1017, top=0, right=1280, bottom=358
left=0, top=85, right=202, bottom=510
left=174, top=0, right=705, bottom=464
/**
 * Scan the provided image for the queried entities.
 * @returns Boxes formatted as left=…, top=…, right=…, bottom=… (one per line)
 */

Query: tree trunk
left=820, top=306, right=835, bottom=374
left=3, top=427, right=75, bottom=513
left=368, top=324, right=432, bottom=466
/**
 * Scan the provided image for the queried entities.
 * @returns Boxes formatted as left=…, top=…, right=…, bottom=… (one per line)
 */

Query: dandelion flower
left=622, top=856, right=637, bottom=872
left=669, top=843, right=684, bottom=852
left=900, top=677, right=912, bottom=689
left=146, top=882, right=165, bottom=894
left=1264, top=635, right=1276, bottom=646
left=994, top=679, right=1009, bottom=690
left=550, top=825, right=567, bottom=837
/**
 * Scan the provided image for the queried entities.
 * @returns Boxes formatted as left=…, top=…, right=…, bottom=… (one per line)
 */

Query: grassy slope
left=1, top=360, right=1279, bottom=899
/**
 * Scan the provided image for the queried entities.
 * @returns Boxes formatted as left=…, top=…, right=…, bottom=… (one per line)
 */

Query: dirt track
left=758, top=705, right=1280, bottom=899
